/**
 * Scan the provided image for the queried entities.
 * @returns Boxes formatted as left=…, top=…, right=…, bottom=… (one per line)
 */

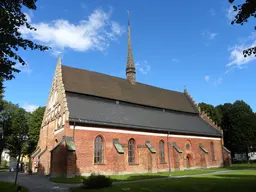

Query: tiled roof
left=66, top=92, right=222, bottom=137
left=62, top=65, right=198, bottom=114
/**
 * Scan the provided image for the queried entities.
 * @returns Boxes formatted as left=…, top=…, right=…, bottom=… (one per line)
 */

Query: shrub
left=0, top=160, right=7, bottom=168
left=82, top=173, right=112, bottom=189
left=28, top=169, right=32, bottom=175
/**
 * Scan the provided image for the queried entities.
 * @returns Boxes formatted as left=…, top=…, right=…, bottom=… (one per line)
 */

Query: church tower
left=126, top=11, right=136, bottom=84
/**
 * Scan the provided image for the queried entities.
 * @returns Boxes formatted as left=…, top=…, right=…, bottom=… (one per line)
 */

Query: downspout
left=73, top=122, right=76, bottom=141
left=167, top=131, right=171, bottom=177
left=220, top=130, right=225, bottom=167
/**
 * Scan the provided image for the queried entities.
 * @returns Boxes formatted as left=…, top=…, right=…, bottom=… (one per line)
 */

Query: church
left=31, top=15, right=231, bottom=177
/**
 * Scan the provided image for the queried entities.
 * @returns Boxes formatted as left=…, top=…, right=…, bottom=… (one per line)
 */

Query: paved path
left=0, top=172, right=81, bottom=192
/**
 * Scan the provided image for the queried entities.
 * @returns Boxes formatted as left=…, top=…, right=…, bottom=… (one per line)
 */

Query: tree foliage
left=228, top=0, right=256, bottom=57
left=228, top=101, right=256, bottom=154
left=216, top=103, right=233, bottom=151
left=202, top=100, right=256, bottom=156
left=0, top=101, right=19, bottom=157
left=0, top=0, right=49, bottom=81
left=23, top=106, right=45, bottom=155
left=5, top=107, right=29, bottom=156
left=0, top=100, right=45, bottom=159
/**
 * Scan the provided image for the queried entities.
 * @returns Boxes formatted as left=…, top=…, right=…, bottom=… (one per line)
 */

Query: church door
left=186, top=156, right=190, bottom=169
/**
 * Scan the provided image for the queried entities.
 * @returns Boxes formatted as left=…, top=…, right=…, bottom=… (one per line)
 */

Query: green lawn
left=50, top=163, right=256, bottom=184
left=0, top=181, right=28, bottom=192
left=50, top=176, right=86, bottom=184
left=0, top=169, right=8, bottom=172
left=50, top=167, right=225, bottom=183
left=229, top=162, right=256, bottom=169
left=70, top=170, right=256, bottom=192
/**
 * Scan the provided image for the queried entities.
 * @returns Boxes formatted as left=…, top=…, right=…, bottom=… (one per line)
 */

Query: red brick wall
left=35, top=119, right=66, bottom=175
left=223, top=148, right=232, bottom=166
left=36, top=122, right=225, bottom=176
left=67, top=125, right=224, bottom=176
left=51, top=142, right=67, bottom=177
left=66, top=151, right=76, bottom=177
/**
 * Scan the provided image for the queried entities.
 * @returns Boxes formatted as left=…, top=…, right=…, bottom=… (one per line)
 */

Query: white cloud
left=22, top=104, right=39, bottom=112
left=209, top=33, right=218, bottom=40
left=24, top=13, right=32, bottom=23
left=51, top=49, right=63, bottom=57
left=202, top=30, right=218, bottom=40
left=171, top=58, right=180, bottom=63
left=227, top=33, right=256, bottom=67
left=214, top=77, right=223, bottom=86
left=81, top=3, right=87, bottom=9
left=204, top=75, right=210, bottom=82
left=15, top=63, right=32, bottom=74
left=227, top=5, right=238, bottom=22
left=20, top=8, right=125, bottom=53
left=210, top=9, right=216, bottom=16
left=135, top=60, right=151, bottom=75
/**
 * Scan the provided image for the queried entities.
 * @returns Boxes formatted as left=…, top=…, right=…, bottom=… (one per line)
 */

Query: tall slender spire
left=57, top=56, right=62, bottom=65
left=126, top=11, right=136, bottom=85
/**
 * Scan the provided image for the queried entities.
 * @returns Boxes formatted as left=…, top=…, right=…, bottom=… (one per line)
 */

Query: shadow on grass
left=0, top=181, right=28, bottom=192
left=110, top=174, right=167, bottom=182
left=50, top=163, right=256, bottom=184
left=70, top=173, right=256, bottom=192
left=214, top=174, right=256, bottom=180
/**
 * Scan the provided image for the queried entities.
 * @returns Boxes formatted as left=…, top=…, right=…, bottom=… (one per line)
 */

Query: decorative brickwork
left=41, top=57, right=69, bottom=128
left=184, top=88, right=223, bottom=133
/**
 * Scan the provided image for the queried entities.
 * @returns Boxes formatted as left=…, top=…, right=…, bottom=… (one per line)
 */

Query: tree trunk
left=14, top=149, right=21, bottom=185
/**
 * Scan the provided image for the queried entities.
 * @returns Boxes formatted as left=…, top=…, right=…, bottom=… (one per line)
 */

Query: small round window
left=186, top=144, right=190, bottom=150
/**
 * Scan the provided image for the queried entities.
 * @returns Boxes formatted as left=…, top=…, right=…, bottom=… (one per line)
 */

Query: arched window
left=210, top=142, right=215, bottom=161
left=128, top=139, right=135, bottom=164
left=159, top=140, right=165, bottom=163
left=94, top=136, right=104, bottom=164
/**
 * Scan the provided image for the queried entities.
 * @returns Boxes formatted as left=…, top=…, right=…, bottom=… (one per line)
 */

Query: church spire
left=57, top=56, right=62, bottom=66
left=126, top=11, right=136, bottom=85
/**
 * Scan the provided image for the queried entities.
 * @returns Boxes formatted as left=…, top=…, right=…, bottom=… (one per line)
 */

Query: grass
left=50, top=167, right=225, bottom=183
left=50, top=176, right=86, bottom=184
left=0, top=181, right=28, bottom=192
left=0, top=169, right=8, bottom=172
left=70, top=170, right=256, bottom=192
left=229, top=162, right=256, bottom=169
left=50, top=163, right=256, bottom=184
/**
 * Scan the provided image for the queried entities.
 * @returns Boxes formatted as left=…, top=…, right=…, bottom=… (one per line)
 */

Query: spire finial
left=128, top=10, right=130, bottom=25
left=184, top=85, right=187, bottom=93
left=126, top=11, right=136, bottom=85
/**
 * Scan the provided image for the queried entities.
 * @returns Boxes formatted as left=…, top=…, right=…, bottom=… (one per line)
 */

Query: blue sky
left=4, top=0, right=256, bottom=112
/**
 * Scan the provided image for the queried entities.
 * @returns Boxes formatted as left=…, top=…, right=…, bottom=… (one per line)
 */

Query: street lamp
left=14, top=135, right=28, bottom=185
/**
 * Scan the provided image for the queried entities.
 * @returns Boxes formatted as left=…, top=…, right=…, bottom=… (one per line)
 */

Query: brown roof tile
left=62, top=65, right=198, bottom=114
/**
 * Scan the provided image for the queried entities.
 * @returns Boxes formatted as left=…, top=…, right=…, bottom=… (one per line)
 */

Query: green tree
left=216, top=103, right=233, bottom=152
left=23, top=106, right=45, bottom=155
left=0, top=101, right=19, bottom=161
left=198, top=102, right=221, bottom=126
left=0, top=0, right=49, bottom=81
left=5, top=107, right=29, bottom=157
left=228, top=0, right=256, bottom=57
left=228, top=100, right=256, bottom=155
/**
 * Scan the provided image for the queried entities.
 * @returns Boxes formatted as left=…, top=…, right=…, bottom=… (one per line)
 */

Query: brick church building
left=32, top=15, right=231, bottom=177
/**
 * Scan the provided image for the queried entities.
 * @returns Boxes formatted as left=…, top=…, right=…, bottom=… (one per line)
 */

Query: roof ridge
left=61, top=65, right=184, bottom=95
left=184, top=89, right=200, bottom=113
